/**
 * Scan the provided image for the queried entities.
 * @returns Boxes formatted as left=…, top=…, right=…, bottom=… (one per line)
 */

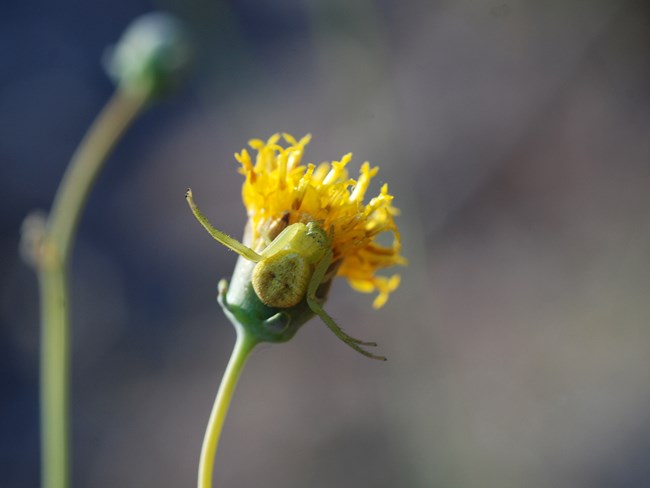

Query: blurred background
left=2, top=0, right=650, bottom=487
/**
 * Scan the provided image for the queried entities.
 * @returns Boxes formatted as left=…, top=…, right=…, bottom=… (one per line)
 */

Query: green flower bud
left=105, top=12, right=192, bottom=99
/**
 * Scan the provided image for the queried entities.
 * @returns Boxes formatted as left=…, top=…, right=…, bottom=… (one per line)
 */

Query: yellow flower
left=235, top=133, right=405, bottom=309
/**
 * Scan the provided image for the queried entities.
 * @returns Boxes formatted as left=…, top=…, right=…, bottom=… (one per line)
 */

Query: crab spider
left=186, top=189, right=385, bottom=360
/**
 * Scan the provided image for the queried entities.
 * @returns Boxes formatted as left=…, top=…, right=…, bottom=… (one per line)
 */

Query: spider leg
left=258, top=223, right=306, bottom=259
left=306, top=251, right=386, bottom=361
left=186, top=189, right=262, bottom=262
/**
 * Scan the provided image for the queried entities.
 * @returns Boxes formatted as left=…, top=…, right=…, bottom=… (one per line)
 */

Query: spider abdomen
left=252, top=250, right=311, bottom=308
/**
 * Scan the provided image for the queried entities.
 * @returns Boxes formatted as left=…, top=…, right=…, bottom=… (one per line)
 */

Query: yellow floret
left=235, top=133, right=405, bottom=308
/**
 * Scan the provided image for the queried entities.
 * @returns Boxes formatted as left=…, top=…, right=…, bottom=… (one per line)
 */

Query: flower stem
left=37, top=89, right=148, bottom=488
left=198, top=329, right=257, bottom=488
left=48, top=90, right=147, bottom=261
left=39, top=266, right=69, bottom=488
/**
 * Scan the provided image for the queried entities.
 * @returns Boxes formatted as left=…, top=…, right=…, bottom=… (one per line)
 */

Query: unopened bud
left=105, top=12, right=192, bottom=99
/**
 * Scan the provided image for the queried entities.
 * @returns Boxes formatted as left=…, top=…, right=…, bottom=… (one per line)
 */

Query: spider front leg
left=257, top=223, right=306, bottom=259
left=186, top=188, right=262, bottom=262
left=306, top=250, right=387, bottom=361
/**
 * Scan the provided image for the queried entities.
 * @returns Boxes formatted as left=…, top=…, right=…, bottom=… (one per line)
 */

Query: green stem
left=198, top=329, right=257, bottom=488
left=38, top=89, right=148, bottom=488
left=48, top=90, right=148, bottom=261
left=39, top=267, right=69, bottom=488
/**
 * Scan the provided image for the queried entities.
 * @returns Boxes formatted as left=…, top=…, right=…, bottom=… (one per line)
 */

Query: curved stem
left=37, top=89, right=148, bottom=488
left=48, top=90, right=147, bottom=262
left=198, top=329, right=257, bottom=488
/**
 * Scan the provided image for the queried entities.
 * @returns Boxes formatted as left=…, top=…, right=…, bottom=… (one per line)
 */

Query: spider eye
left=305, top=225, right=327, bottom=245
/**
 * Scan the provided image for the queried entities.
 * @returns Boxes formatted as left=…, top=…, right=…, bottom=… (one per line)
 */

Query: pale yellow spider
left=186, top=189, right=385, bottom=360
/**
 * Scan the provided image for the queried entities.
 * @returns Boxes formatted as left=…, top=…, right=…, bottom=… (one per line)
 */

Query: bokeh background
left=2, top=0, right=650, bottom=487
